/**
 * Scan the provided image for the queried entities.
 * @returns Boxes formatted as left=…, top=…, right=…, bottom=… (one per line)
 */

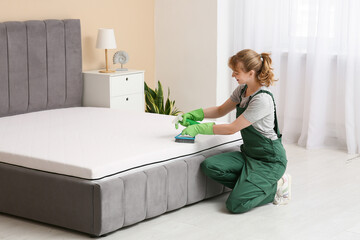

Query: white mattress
left=0, top=107, right=241, bottom=179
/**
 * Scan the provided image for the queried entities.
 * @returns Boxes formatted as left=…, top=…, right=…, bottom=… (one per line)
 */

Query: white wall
left=217, top=0, right=235, bottom=122
left=155, top=0, right=235, bottom=122
left=155, top=0, right=218, bottom=113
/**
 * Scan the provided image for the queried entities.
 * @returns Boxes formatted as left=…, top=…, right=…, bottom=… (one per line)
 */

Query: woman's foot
left=273, top=173, right=292, bottom=205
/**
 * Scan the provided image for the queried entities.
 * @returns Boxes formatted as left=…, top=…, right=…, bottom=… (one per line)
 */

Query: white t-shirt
left=230, top=84, right=278, bottom=140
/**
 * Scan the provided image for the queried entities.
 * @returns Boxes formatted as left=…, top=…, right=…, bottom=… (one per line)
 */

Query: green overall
left=201, top=86, right=287, bottom=213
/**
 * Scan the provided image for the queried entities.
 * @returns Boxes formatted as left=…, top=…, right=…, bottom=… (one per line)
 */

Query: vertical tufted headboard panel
left=0, top=19, right=82, bottom=117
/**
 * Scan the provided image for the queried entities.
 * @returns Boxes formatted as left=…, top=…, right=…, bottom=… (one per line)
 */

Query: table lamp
left=96, top=28, right=117, bottom=73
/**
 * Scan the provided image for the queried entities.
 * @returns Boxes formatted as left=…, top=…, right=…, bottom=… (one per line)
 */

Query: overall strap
left=238, top=85, right=248, bottom=104
left=250, top=90, right=282, bottom=138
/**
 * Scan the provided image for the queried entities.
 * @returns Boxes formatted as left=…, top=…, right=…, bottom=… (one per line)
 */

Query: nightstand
left=83, top=70, right=145, bottom=112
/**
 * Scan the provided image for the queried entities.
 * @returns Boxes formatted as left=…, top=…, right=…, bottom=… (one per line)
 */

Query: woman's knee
left=200, top=156, right=222, bottom=177
left=225, top=198, right=251, bottom=214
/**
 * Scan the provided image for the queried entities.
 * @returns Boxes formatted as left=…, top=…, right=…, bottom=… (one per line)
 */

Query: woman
left=179, top=49, right=291, bottom=213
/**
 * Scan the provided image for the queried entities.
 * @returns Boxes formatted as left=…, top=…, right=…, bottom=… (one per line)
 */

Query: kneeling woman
left=179, top=49, right=291, bottom=213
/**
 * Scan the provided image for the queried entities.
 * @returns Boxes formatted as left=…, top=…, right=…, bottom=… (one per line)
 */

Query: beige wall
left=0, top=0, right=155, bottom=86
left=155, top=0, right=218, bottom=112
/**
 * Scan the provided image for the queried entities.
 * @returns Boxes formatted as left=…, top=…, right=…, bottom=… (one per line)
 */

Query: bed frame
left=0, top=19, right=239, bottom=236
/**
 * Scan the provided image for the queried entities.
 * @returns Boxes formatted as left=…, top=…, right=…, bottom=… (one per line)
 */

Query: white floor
left=1, top=144, right=360, bottom=240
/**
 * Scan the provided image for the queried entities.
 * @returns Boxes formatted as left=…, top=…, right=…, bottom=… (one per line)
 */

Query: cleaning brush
left=175, top=133, right=195, bottom=143
left=173, top=116, right=200, bottom=143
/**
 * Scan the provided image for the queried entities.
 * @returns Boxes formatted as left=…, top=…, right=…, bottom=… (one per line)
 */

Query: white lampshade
left=96, top=28, right=117, bottom=49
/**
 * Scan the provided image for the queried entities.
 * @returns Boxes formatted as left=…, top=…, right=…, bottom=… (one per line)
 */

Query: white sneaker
left=273, top=173, right=292, bottom=205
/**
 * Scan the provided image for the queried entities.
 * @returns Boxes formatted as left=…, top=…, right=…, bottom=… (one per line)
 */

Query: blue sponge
left=174, top=133, right=195, bottom=143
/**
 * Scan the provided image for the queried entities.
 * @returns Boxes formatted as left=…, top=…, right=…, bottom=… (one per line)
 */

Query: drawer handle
left=126, top=97, right=129, bottom=101
left=126, top=77, right=128, bottom=81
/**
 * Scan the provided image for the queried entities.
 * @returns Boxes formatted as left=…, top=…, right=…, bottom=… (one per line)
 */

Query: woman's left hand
left=181, top=122, right=215, bottom=137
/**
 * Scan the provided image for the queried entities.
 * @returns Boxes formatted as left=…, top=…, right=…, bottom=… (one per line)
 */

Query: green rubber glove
left=173, top=116, right=200, bottom=129
left=181, top=122, right=215, bottom=137
left=180, top=108, right=205, bottom=127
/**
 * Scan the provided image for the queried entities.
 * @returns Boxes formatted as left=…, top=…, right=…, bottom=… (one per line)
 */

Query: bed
left=0, top=19, right=242, bottom=236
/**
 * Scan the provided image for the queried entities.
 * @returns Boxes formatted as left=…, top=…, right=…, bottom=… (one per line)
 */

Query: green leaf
left=155, top=81, right=164, bottom=114
left=171, top=107, right=181, bottom=116
left=166, top=99, right=173, bottom=115
left=145, top=91, right=159, bottom=113
left=145, top=90, right=154, bottom=107
left=144, top=82, right=157, bottom=100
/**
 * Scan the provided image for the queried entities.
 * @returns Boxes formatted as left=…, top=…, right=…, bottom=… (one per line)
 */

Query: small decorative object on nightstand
left=83, top=70, right=145, bottom=112
left=113, top=51, right=129, bottom=71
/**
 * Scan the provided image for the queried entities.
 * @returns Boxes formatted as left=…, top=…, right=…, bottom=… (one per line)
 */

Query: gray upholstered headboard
left=0, top=19, right=82, bottom=117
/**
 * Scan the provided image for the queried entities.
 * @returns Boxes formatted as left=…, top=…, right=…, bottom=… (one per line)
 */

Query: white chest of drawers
left=83, top=70, right=145, bottom=112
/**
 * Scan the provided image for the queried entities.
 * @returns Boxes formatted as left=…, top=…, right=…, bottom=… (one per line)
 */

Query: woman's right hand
left=180, top=108, right=204, bottom=127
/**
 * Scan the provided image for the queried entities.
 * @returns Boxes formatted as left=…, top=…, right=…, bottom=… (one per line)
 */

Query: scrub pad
left=174, top=133, right=195, bottom=143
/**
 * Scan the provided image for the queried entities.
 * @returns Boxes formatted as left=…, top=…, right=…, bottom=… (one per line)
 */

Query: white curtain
left=233, top=0, right=360, bottom=154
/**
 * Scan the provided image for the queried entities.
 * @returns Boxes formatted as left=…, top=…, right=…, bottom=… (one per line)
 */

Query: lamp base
left=99, top=69, right=116, bottom=73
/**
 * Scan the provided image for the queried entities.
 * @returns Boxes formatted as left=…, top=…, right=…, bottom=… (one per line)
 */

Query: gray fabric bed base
left=0, top=145, right=238, bottom=236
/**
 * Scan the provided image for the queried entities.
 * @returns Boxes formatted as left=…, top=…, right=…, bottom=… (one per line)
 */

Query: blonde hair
left=228, top=49, right=277, bottom=87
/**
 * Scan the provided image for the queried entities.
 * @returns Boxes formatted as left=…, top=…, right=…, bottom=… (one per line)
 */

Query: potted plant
left=144, top=81, right=181, bottom=116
